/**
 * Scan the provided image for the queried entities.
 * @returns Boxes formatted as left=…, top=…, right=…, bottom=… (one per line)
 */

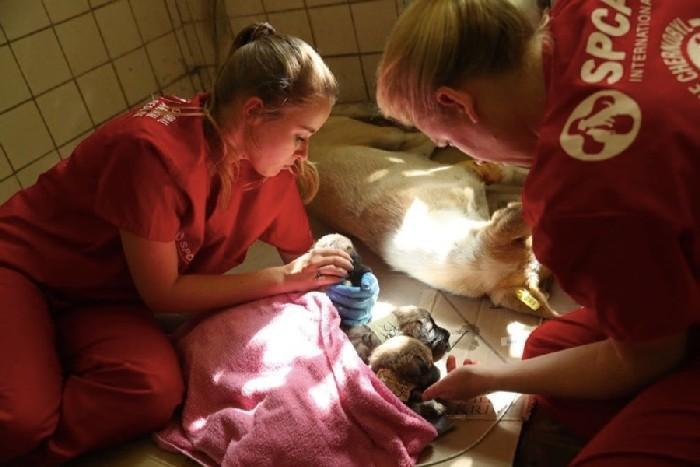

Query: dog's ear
left=489, top=286, right=559, bottom=318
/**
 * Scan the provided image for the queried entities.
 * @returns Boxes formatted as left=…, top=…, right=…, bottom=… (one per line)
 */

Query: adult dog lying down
left=308, top=116, right=556, bottom=317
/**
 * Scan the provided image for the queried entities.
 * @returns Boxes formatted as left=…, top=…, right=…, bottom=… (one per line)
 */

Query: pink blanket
left=155, top=292, right=436, bottom=466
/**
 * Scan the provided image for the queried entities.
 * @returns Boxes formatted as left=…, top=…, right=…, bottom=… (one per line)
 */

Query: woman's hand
left=422, top=355, right=492, bottom=401
left=282, top=247, right=354, bottom=291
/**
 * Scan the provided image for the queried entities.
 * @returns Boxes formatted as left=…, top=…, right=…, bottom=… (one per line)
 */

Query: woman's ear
left=435, top=86, right=479, bottom=124
left=242, top=96, right=264, bottom=121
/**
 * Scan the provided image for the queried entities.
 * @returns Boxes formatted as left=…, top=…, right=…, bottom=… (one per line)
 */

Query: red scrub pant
left=0, top=268, right=184, bottom=466
left=522, top=307, right=700, bottom=466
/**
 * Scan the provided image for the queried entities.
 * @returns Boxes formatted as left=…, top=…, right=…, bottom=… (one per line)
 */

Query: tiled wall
left=0, top=0, right=405, bottom=203
left=0, top=0, right=218, bottom=203
left=225, top=0, right=406, bottom=104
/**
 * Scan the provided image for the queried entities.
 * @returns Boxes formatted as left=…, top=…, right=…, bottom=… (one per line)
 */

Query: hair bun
left=233, top=22, right=277, bottom=49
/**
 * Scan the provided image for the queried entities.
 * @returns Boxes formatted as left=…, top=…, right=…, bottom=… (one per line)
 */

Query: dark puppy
left=345, top=306, right=450, bottom=364
left=345, top=306, right=453, bottom=433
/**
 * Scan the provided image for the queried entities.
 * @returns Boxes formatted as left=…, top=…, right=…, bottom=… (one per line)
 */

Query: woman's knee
left=93, top=351, right=184, bottom=428
left=137, top=361, right=184, bottom=426
left=0, top=396, right=59, bottom=461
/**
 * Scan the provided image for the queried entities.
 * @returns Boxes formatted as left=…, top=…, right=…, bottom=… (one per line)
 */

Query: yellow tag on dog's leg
left=516, top=288, right=541, bottom=311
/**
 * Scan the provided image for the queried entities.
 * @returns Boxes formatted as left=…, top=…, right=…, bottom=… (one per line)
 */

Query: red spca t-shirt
left=0, top=94, right=313, bottom=304
left=523, top=1, right=700, bottom=341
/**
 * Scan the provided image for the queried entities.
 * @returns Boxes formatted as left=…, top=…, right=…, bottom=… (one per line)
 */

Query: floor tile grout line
left=443, top=294, right=509, bottom=364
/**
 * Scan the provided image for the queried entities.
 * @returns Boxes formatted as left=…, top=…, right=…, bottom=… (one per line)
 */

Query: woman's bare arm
left=120, top=230, right=351, bottom=314
left=424, top=331, right=687, bottom=401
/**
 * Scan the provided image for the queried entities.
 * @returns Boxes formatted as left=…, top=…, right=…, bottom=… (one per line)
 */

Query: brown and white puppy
left=369, top=335, right=440, bottom=393
left=308, top=116, right=557, bottom=318
left=344, top=306, right=451, bottom=364
left=345, top=306, right=453, bottom=432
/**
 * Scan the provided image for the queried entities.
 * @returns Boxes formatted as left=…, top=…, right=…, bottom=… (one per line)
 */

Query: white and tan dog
left=308, top=116, right=557, bottom=318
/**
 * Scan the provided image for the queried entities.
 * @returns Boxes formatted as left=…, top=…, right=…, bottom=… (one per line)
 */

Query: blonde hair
left=376, top=0, right=534, bottom=127
left=204, top=23, right=337, bottom=205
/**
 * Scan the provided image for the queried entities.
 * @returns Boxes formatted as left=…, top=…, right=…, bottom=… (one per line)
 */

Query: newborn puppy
left=313, top=233, right=371, bottom=287
left=369, top=335, right=452, bottom=435
left=369, top=335, right=440, bottom=392
left=344, top=306, right=453, bottom=433
left=346, top=306, right=450, bottom=364
left=393, top=306, right=450, bottom=362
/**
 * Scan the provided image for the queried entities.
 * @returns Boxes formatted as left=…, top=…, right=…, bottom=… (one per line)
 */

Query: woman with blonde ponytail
left=0, top=23, right=362, bottom=466
left=380, top=1, right=700, bottom=465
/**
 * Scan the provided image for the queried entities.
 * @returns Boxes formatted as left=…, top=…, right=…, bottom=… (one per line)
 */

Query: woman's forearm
left=149, top=267, right=289, bottom=314
left=484, top=334, right=686, bottom=399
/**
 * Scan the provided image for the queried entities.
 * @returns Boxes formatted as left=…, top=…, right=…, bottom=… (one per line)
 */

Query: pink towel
left=155, top=291, right=436, bottom=467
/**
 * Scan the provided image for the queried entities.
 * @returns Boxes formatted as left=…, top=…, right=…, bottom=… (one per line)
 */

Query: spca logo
left=560, top=90, right=641, bottom=162
left=175, top=231, right=195, bottom=264
left=660, top=17, right=700, bottom=97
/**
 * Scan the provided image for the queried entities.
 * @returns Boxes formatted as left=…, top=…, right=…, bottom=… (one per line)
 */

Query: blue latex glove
left=326, top=272, right=379, bottom=326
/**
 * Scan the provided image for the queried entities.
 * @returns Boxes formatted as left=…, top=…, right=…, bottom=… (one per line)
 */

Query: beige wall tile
left=165, top=0, right=182, bottom=28
left=361, top=53, right=381, bottom=98
left=216, top=33, right=234, bottom=65
left=175, top=27, right=195, bottom=67
left=194, top=21, right=215, bottom=64
left=78, top=64, right=127, bottom=123
left=12, top=29, right=71, bottom=95
left=184, top=23, right=205, bottom=65
left=230, top=14, right=267, bottom=37
left=115, top=47, right=159, bottom=105
left=264, top=0, right=303, bottom=12
left=0, top=101, right=54, bottom=169
left=36, top=81, right=93, bottom=146
left=351, top=0, right=396, bottom=53
left=306, top=0, right=345, bottom=6
left=309, top=5, right=358, bottom=56
left=268, top=10, right=313, bottom=45
left=0, top=175, right=21, bottom=204
left=89, top=0, right=113, bottom=7
left=197, top=66, right=216, bottom=91
left=59, top=131, right=91, bottom=159
left=56, top=13, right=109, bottom=75
left=44, top=0, right=90, bottom=23
left=186, top=0, right=209, bottom=21
left=130, top=0, right=173, bottom=43
left=0, top=26, right=6, bottom=45
left=0, top=145, right=12, bottom=179
left=0, top=45, right=31, bottom=113
left=94, top=0, right=142, bottom=58
left=0, top=0, right=50, bottom=40
left=163, top=76, right=196, bottom=99
left=147, top=32, right=186, bottom=86
left=325, top=56, right=367, bottom=103
left=225, top=0, right=264, bottom=17
left=17, top=151, right=60, bottom=188
left=177, top=0, right=193, bottom=22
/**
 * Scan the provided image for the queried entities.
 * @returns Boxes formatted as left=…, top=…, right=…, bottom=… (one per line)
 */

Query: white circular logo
left=687, top=31, right=700, bottom=71
left=560, top=90, right=641, bottom=161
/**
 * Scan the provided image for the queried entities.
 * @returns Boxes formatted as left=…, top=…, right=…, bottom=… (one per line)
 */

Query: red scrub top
left=523, top=1, right=700, bottom=341
left=0, top=94, right=313, bottom=305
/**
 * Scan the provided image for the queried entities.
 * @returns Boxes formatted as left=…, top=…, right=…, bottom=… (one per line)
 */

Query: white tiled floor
left=231, top=216, right=580, bottom=467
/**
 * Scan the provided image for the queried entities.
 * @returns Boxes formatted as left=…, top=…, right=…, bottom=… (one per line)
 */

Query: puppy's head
left=392, top=306, right=450, bottom=361
left=344, top=324, right=381, bottom=363
left=313, top=233, right=371, bottom=287
left=369, top=335, right=440, bottom=390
